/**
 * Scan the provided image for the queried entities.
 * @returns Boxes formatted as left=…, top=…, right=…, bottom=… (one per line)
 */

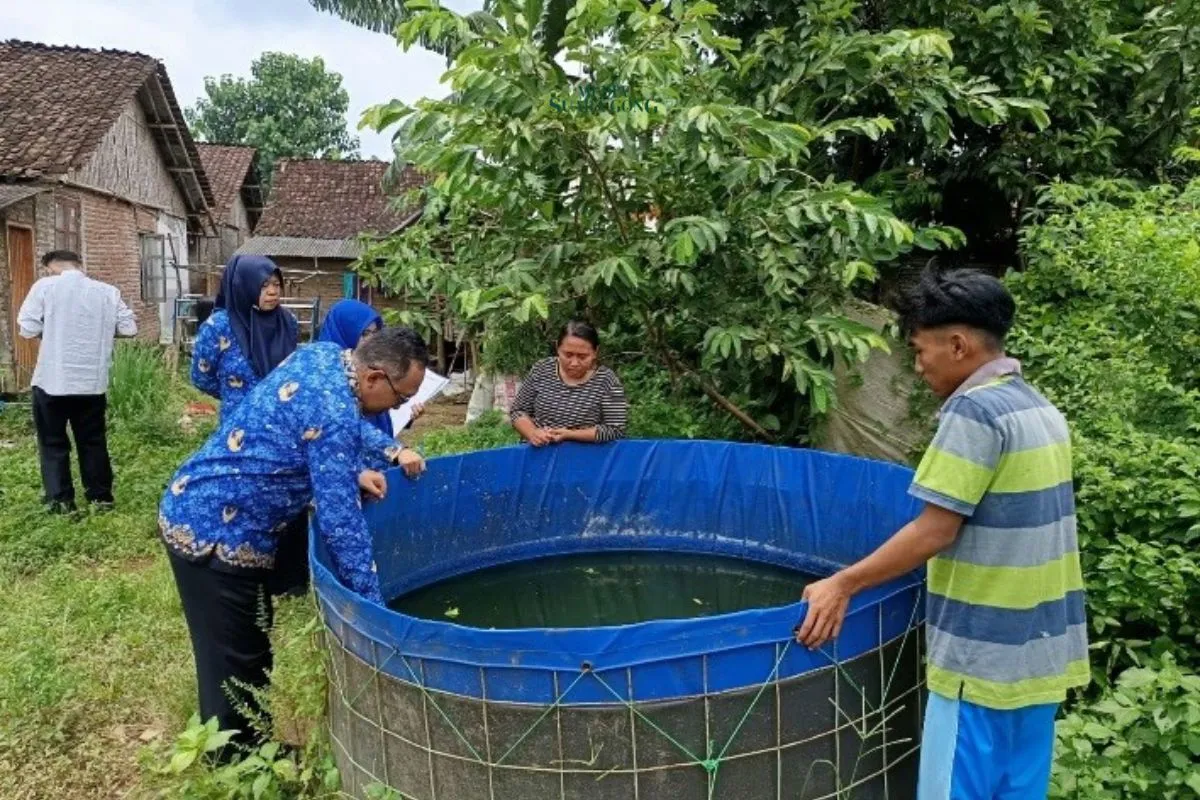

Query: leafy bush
left=1050, top=656, right=1200, bottom=799
left=1011, top=181, right=1200, bottom=438
left=358, top=0, right=1028, bottom=441
left=620, top=361, right=741, bottom=441
left=419, top=410, right=521, bottom=457
left=141, top=715, right=340, bottom=800
left=1013, top=181, right=1200, bottom=796
left=1010, top=181, right=1200, bottom=677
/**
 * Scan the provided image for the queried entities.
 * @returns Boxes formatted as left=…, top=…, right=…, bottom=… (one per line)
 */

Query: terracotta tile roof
left=0, top=40, right=213, bottom=217
left=254, top=159, right=424, bottom=239
left=195, top=143, right=259, bottom=221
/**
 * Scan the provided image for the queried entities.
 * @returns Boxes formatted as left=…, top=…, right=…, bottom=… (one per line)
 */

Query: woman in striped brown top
left=510, top=321, right=629, bottom=445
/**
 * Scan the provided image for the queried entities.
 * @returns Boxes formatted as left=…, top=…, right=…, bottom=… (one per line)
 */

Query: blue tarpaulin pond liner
left=313, top=440, right=927, bottom=800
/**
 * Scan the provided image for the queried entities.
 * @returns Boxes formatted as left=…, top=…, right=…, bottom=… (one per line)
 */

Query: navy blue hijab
left=318, top=299, right=394, bottom=437
left=214, top=255, right=298, bottom=379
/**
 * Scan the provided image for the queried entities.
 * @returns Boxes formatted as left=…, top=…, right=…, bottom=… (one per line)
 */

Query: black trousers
left=269, top=513, right=311, bottom=598
left=31, top=388, right=113, bottom=506
left=168, top=550, right=274, bottom=750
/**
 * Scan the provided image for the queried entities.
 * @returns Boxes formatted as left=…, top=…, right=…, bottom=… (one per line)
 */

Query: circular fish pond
left=313, top=440, right=926, bottom=799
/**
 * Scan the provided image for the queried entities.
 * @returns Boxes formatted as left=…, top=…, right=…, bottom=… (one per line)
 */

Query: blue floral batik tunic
left=191, top=309, right=259, bottom=419
left=161, top=342, right=403, bottom=602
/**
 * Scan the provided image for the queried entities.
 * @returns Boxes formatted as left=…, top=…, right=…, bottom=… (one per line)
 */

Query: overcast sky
left=0, top=0, right=481, bottom=159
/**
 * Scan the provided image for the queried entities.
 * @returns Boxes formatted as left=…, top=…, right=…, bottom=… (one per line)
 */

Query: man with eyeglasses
left=158, top=326, right=429, bottom=754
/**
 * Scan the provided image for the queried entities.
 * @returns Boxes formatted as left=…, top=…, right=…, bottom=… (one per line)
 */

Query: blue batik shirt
left=191, top=310, right=259, bottom=421
left=161, top=343, right=403, bottom=603
left=191, top=310, right=398, bottom=463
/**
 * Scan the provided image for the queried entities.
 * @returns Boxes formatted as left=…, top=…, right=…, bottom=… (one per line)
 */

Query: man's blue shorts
left=917, top=691, right=1059, bottom=800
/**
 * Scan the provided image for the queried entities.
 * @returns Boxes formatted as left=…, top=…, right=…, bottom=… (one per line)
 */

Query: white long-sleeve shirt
left=17, top=269, right=137, bottom=396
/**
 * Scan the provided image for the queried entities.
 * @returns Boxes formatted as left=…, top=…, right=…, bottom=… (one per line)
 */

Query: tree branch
left=660, top=349, right=776, bottom=441
left=576, top=136, right=631, bottom=243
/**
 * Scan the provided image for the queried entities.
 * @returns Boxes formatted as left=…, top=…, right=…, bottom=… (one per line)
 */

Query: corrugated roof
left=235, top=236, right=361, bottom=260
left=0, top=183, right=44, bottom=210
left=254, top=159, right=424, bottom=239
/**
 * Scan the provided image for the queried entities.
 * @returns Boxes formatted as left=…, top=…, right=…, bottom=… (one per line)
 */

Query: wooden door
left=7, top=225, right=38, bottom=388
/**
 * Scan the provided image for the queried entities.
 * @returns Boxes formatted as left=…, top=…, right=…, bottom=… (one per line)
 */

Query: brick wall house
left=0, top=40, right=214, bottom=391
left=236, top=159, right=423, bottom=322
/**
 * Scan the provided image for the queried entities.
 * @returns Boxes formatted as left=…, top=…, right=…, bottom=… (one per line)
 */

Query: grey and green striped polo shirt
left=910, top=369, right=1089, bottom=710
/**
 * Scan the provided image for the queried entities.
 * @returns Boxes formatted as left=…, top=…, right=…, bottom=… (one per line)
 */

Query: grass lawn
left=0, top=347, right=470, bottom=799
left=0, top=397, right=202, bottom=798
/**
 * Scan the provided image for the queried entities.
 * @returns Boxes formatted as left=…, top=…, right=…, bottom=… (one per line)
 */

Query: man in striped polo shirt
left=796, top=268, right=1088, bottom=798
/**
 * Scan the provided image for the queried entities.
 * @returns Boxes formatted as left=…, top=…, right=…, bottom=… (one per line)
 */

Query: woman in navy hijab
left=191, top=255, right=299, bottom=421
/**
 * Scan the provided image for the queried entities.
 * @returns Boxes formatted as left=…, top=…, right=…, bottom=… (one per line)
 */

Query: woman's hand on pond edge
left=358, top=470, right=387, bottom=500
left=399, top=448, right=426, bottom=478
left=527, top=427, right=555, bottom=447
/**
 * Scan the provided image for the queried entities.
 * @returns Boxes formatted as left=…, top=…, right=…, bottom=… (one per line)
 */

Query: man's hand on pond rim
left=398, top=448, right=426, bottom=478
left=794, top=573, right=852, bottom=650
left=358, top=470, right=387, bottom=499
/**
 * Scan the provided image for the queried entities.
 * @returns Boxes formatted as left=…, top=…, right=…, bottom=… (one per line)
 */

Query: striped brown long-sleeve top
left=510, top=358, right=629, bottom=443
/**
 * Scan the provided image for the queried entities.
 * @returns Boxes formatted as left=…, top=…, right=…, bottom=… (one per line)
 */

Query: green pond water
left=388, top=550, right=818, bottom=629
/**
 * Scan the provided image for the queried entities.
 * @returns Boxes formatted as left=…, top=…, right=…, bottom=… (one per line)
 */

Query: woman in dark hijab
left=191, top=255, right=299, bottom=422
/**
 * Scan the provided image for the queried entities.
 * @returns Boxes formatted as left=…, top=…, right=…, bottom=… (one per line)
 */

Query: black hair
left=557, top=320, right=600, bottom=350
left=355, top=325, right=430, bottom=378
left=899, top=268, right=1015, bottom=345
left=42, top=250, right=81, bottom=268
left=194, top=298, right=215, bottom=326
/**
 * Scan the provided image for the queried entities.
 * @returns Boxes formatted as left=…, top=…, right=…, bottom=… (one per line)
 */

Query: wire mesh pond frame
left=312, top=441, right=928, bottom=800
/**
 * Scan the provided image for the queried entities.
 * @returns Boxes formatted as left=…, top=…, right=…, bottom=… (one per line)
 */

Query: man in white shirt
left=17, top=250, right=137, bottom=512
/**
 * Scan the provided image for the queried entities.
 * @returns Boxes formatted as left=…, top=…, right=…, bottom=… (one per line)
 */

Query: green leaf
left=671, top=233, right=697, bottom=264
left=203, top=730, right=236, bottom=753
left=1185, top=771, right=1200, bottom=794
left=458, top=288, right=483, bottom=319
left=170, top=750, right=198, bottom=773
left=527, top=293, right=550, bottom=319
left=273, top=758, right=299, bottom=782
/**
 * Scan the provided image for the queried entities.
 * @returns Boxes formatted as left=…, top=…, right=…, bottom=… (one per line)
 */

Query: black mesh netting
left=325, top=627, right=925, bottom=800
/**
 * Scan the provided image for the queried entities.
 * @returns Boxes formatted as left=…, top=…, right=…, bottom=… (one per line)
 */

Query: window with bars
left=140, top=233, right=181, bottom=302
left=54, top=197, right=81, bottom=253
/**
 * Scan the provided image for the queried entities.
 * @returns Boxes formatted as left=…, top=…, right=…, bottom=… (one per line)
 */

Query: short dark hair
left=557, top=320, right=600, bottom=350
left=899, top=268, right=1015, bottom=344
left=42, top=250, right=81, bottom=268
left=354, top=325, right=429, bottom=378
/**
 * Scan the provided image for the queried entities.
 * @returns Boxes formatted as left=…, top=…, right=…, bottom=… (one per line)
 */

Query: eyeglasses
left=370, top=365, right=413, bottom=408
